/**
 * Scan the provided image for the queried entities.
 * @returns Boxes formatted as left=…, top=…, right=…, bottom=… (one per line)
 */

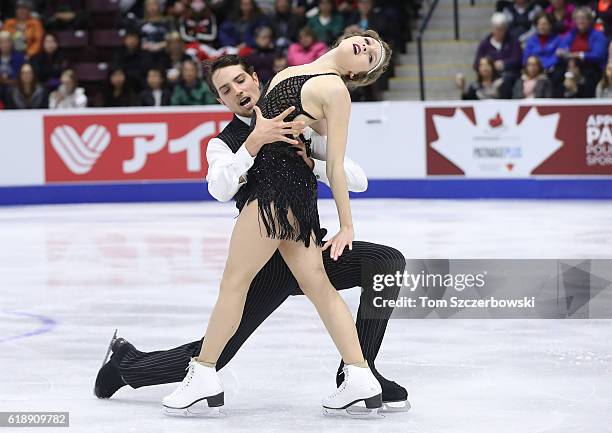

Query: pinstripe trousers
left=119, top=241, right=405, bottom=388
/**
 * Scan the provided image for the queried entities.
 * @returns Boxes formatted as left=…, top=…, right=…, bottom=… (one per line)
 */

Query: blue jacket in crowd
left=558, top=27, right=608, bottom=69
left=522, top=33, right=561, bottom=69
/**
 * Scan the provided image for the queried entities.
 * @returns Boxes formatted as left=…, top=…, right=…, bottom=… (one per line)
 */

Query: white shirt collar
left=236, top=114, right=251, bottom=125
left=490, top=36, right=502, bottom=51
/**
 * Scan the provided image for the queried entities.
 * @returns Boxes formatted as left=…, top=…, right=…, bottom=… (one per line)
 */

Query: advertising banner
left=43, top=111, right=233, bottom=182
left=426, top=104, right=612, bottom=177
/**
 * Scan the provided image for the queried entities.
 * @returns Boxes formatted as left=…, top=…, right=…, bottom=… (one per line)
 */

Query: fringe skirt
left=235, top=142, right=324, bottom=248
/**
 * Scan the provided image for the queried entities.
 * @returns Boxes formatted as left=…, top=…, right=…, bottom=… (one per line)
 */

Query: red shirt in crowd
left=570, top=32, right=590, bottom=52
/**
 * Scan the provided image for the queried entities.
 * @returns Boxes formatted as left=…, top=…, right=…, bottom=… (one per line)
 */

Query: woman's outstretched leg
left=197, top=200, right=281, bottom=363
left=277, top=237, right=363, bottom=364
left=278, top=237, right=382, bottom=414
left=163, top=200, right=280, bottom=416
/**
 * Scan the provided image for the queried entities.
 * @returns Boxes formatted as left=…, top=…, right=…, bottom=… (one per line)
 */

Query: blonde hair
left=165, top=31, right=182, bottom=43
left=61, top=69, right=78, bottom=86
left=0, top=30, right=11, bottom=42
left=330, top=29, right=392, bottom=89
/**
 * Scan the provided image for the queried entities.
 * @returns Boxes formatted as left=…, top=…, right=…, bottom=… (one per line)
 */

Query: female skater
left=163, top=29, right=391, bottom=416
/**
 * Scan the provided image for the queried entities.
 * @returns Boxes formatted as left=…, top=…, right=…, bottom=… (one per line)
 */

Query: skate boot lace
left=177, top=360, right=197, bottom=392
left=329, top=366, right=350, bottom=399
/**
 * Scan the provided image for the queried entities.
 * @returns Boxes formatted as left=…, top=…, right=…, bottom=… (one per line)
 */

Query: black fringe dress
left=234, top=72, right=339, bottom=248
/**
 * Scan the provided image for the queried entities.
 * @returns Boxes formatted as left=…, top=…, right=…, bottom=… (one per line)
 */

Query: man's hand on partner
left=245, top=106, right=306, bottom=156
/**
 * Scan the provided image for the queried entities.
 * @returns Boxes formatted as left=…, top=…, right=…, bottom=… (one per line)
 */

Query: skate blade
left=162, top=401, right=225, bottom=418
left=100, top=329, right=118, bottom=369
left=380, top=400, right=411, bottom=413
left=322, top=402, right=384, bottom=419
left=93, top=329, right=118, bottom=397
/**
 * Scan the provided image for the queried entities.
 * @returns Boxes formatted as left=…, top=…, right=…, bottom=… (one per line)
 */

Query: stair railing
left=416, top=0, right=461, bottom=100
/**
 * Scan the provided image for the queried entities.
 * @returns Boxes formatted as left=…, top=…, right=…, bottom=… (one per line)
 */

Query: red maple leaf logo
left=489, top=112, right=503, bottom=128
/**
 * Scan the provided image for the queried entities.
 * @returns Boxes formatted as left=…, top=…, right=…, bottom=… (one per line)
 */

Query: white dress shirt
left=206, top=114, right=368, bottom=202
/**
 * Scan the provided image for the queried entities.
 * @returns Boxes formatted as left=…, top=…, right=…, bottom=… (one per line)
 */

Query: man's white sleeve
left=306, top=130, right=368, bottom=192
left=205, top=137, right=254, bottom=202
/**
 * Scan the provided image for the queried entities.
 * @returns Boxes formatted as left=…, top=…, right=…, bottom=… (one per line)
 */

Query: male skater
left=94, top=55, right=408, bottom=413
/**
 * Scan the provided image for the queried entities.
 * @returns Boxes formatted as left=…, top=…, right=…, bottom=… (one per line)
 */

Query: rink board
left=0, top=100, right=610, bottom=204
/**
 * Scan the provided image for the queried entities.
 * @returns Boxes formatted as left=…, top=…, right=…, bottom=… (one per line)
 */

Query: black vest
left=217, top=115, right=251, bottom=153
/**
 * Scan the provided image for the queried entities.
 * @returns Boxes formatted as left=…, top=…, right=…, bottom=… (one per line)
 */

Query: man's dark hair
left=204, top=55, right=255, bottom=98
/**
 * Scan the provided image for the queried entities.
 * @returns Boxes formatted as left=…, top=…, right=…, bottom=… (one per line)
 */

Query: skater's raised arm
left=321, top=79, right=354, bottom=260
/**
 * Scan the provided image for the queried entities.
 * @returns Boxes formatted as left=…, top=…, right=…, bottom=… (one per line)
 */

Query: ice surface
left=1, top=199, right=611, bottom=433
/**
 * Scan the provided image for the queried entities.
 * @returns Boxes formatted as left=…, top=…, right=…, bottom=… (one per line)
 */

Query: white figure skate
left=162, top=358, right=224, bottom=417
left=322, top=364, right=383, bottom=418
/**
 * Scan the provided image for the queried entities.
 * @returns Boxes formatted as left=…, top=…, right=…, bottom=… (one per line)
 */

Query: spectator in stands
left=4, top=62, right=47, bottom=108
left=596, top=61, right=612, bottom=97
left=140, top=0, right=174, bottom=65
left=377, top=0, right=412, bottom=52
left=545, top=0, right=575, bottom=36
left=556, top=7, right=608, bottom=97
left=456, top=56, right=503, bottom=99
left=139, top=67, right=172, bottom=106
left=43, top=0, right=88, bottom=31
left=48, top=69, right=87, bottom=108
left=207, top=0, right=235, bottom=23
left=273, top=53, right=288, bottom=73
left=170, top=58, right=217, bottom=105
left=474, top=12, right=522, bottom=98
left=502, top=0, right=542, bottom=43
left=166, top=0, right=191, bottom=22
left=512, top=55, right=553, bottom=97
left=308, top=0, right=344, bottom=46
left=563, top=57, right=589, bottom=97
left=219, top=0, right=270, bottom=49
left=337, top=0, right=358, bottom=20
left=291, top=0, right=319, bottom=18
left=271, top=0, right=303, bottom=52
left=112, top=30, right=149, bottom=93
left=344, top=0, right=386, bottom=36
left=0, top=30, right=25, bottom=88
left=178, top=0, right=218, bottom=45
left=30, top=33, right=67, bottom=90
left=95, top=68, right=137, bottom=107
left=287, top=26, right=327, bottom=66
left=523, top=13, right=561, bottom=71
left=2, top=0, right=44, bottom=58
left=246, top=26, right=276, bottom=84
left=158, top=31, right=192, bottom=84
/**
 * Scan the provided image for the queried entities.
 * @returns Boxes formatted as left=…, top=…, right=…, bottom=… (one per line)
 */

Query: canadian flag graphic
left=427, top=105, right=563, bottom=177
left=50, top=124, right=111, bottom=174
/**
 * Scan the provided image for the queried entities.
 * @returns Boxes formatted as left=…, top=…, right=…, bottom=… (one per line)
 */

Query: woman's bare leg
left=278, top=237, right=364, bottom=365
left=197, top=200, right=280, bottom=363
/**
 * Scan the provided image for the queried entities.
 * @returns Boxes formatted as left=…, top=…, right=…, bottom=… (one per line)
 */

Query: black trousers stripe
left=120, top=241, right=405, bottom=388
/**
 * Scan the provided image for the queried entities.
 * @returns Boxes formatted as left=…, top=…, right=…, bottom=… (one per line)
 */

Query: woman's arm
left=321, top=80, right=353, bottom=259
left=310, top=119, right=327, bottom=136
